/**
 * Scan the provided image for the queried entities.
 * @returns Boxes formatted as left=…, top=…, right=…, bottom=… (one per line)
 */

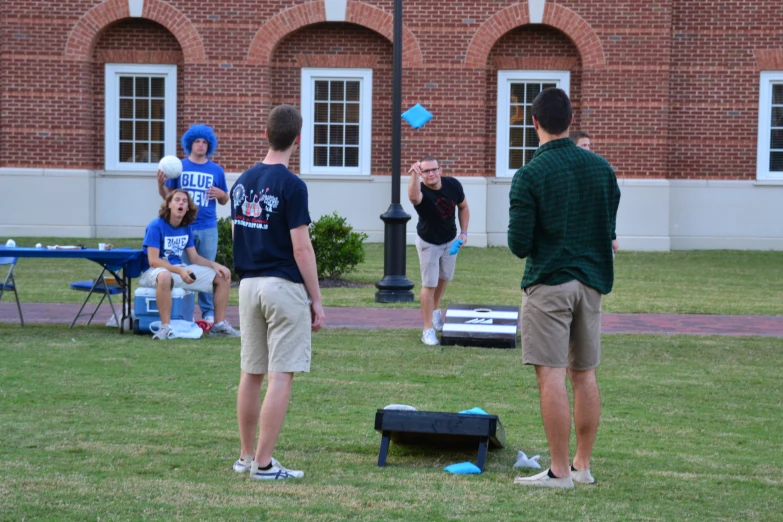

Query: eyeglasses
left=421, top=167, right=440, bottom=174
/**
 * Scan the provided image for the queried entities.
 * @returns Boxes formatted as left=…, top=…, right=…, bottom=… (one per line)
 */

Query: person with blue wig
left=157, top=123, right=229, bottom=324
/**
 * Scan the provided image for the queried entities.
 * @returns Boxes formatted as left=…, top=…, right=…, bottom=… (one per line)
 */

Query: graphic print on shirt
left=435, top=197, right=455, bottom=220
left=180, top=170, right=214, bottom=208
left=164, top=234, right=189, bottom=261
left=232, top=183, right=279, bottom=230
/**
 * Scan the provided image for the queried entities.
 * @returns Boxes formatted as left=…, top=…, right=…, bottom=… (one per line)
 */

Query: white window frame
left=300, top=68, right=372, bottom=175
left=495, top=70, right=570, bottom=178
left=104, top=63, right=177, bottom=172
left=756, top=71, right=783, bottom=181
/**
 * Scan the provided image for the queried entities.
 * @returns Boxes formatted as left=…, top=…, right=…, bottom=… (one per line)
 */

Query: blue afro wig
left=181, top=124, right=218, bottom=157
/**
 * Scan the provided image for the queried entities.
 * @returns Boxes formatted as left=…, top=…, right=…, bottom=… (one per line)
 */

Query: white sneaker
left=421, top=328, right=439, bottom=346
left=513, top=469, right=574, bottom=488
left=250, top=459, right=304, bottom=480
left=572, top=467, right=595, bottom=484
left=151, top=324, right=173, bottom=340
left=432, top=310, right=444, bottom=332
left=211, top=321, right=240, bottom=337
left=203, top=314, right=215, bottom=324
left=233, top=454, right=253, bottom=473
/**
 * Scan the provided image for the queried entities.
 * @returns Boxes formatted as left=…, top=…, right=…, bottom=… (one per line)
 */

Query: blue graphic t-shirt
left=230, top=163, right=311, bottom=284
left=165, top=159, right=227, bottom=230
left=143, top=217, right=194, bottom=267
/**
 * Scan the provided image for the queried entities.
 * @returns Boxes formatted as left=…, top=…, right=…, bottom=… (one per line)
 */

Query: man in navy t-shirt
left=408, top=156, right=470, bottom=346
left=157, top=124, right=228, bottom=324
left=140, top=189, right=239, bottom=340
left=230, top=104, right=324, bottom=480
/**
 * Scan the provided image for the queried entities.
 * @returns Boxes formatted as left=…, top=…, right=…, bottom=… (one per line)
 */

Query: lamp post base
left=375, top=204, right=415, bottom=303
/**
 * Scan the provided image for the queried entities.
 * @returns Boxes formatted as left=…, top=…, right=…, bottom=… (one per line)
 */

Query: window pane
left=135, top=99, right=149, bottom=119
left=151, top=121, right=164, bottom=141
left=119, top=121, right=133, bottom=140
left=120, top=77, right=133, bottom=97
left=525, top=149, right=536, bottom=165
left=151, top=99, right=165, bottom=119
left=510, top=106, right=524, bottom=125
left=151, top=78, right=165, bottom=98
left=314, top=103, right=329, bottom=123
left=346, top=103, right=360, bottom=123
left=150, top=143, right=164, bottom=163
left=543, top=83, right=556, bottom=90
left=345, top=147, right=359, bottom=167
left=330, top=103, right=344, bottom=123
left=773, top=84, right=783, bottom=105
left=315, top=81, right=329, bottom=101
left=770, top=151, right=783, bottom=171
left=509, top=149, right=523, bottom=170
left=135, top=121, right=149, bottom=140
left=345, top=125, right=359, bottom=145
left=525, top=129, right=539, bottom=147
left=314, top=124, right=328, bottom=145
left=509, top=127, right=524, bottom=147
left=120, top=142, right=133, bottom=163
left=525, top=83, right=541, bottom=103
left=510, top=83, right=525, bottom=103
left=330, top=81, right=345, bottom=101
left=772, top=107, right=783, bottom=127
left=524, top=106, right=533, bottom=126
left=330, top=126, right=344, bottom=145
left=329, top=147, right=344, bottom=167
left=120, top=99, right=133, bottom=119
left=135, top=77, right=149, bottom=97
left=771, top=129, right=783, bottom=149
left=135, top=142, right=150, bottom=162
left=314, top=146, right=328, bottom=166
left=346, top=81, right=360, bottom=101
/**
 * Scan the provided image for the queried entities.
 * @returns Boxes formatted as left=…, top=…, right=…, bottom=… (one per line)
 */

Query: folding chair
left=0, top=256, right=24, bottom=327
left=69, top=265, right=123, bottom=328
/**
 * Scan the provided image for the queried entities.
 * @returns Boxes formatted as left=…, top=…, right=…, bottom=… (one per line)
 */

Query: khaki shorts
left=521, top=279, right=602, bottom=370
left=138, top=264, right=216, bottom=294
left=415, top=236, right=458, bottom=288
left=238, top=277, right=312, bottom=374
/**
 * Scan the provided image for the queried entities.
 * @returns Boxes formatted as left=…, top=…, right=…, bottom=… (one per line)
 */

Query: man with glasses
left=408, top=156, right=470, bottom=346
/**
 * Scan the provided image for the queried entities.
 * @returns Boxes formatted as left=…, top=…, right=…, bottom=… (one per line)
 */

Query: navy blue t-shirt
left=230, top=163, right=311, bottom=283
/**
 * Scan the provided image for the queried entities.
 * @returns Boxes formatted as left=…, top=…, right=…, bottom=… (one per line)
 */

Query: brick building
left=2, top=0, right=783, bottom=249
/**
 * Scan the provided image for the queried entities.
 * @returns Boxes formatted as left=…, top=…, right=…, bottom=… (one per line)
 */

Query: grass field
left=5, top=237, right=783, bottom=315
left=1, top=325, right=782, bottom=520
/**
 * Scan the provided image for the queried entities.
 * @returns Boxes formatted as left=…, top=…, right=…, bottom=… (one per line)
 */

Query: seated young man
left=140, top=189, right=239, bottom=340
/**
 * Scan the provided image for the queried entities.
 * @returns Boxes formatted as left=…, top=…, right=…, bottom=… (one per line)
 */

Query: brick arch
left=465, top=3, right=605, bottom=69
left=247, top=0, right=423, bottom=66
left=64, top=0, right=206, bottom=63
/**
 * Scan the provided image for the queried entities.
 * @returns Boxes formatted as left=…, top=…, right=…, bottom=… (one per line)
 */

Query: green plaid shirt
left=508, top=138, right=621, bottom=295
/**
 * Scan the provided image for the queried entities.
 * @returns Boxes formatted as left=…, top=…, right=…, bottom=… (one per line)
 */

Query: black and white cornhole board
left=440, top=304, right=519, bottom=349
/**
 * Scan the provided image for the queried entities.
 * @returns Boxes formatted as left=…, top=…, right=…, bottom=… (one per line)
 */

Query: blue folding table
left=0, top=246, right=145, bottom=333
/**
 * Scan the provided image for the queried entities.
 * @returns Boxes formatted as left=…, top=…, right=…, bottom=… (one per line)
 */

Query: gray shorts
left=415, top=235, right=458, bottom=288
left=138, top=264, right=216, bottom=294
left=521, top=279, right=602, bottom=370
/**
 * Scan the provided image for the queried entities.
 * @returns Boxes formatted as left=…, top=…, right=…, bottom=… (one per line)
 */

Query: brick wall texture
left=2, top=0, right=783, bottom=179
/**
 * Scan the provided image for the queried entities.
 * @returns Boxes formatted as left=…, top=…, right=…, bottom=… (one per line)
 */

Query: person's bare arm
left=407, top=162, right=423, bottom=206
left=456, top=199, right=470, bottom=246
left=157, top=170, right=173, bottom=199
left=290, top=225, right=325, bottom=332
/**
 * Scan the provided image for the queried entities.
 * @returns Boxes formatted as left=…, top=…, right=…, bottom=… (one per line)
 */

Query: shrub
left=215, top=217, right=237, bottom=280
left=309, top=212, right=368, bottom=280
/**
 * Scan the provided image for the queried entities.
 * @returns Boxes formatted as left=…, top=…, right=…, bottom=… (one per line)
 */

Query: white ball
left=158, top=155, right=183, bottom=179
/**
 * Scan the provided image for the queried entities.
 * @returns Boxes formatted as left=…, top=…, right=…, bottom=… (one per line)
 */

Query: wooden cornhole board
left=374, top=409, right=506, bottom=471
left=440, top=304, right=519, bottom=349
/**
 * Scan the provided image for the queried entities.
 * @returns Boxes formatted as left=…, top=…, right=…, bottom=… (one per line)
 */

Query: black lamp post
left=375, top=0, right=414, bottom=303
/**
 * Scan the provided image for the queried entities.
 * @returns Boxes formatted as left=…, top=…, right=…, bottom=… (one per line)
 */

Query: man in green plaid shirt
left=508, top=88, right=620, bottom=489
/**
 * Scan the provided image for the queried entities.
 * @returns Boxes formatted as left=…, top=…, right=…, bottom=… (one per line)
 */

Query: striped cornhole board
left=440, top=304, right=519, bottom=349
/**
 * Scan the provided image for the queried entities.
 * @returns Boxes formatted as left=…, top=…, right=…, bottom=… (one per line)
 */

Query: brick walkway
left=2, top=302, right=783, bottom=337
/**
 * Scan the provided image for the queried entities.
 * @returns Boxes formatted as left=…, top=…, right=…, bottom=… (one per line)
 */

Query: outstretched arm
left=407, top=162, right=423, bottom=205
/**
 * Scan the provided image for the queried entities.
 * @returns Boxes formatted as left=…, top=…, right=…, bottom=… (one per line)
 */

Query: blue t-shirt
left=230, top=163, right=311, bottom=283
left=142, top=217, right=194, bottom=267
left=165, top=158, right=228, bottom=230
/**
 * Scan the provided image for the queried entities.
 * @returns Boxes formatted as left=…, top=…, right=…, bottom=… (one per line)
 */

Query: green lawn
left=6, top=237, right=783, bottom=315
left=1, top=325, right=781, bottom=520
